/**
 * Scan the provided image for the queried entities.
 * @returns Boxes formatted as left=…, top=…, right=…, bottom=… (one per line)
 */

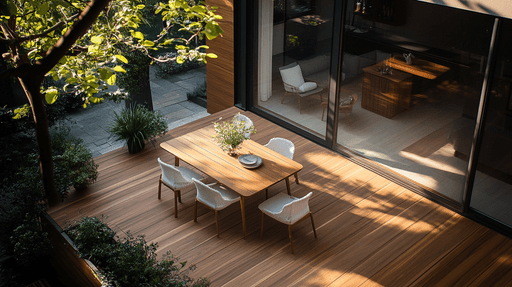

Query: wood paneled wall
left=206, top=0, right=235, bottom=114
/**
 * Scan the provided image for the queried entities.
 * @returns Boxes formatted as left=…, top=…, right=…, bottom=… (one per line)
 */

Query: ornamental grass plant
left=109, top=105, right=168, bottom=154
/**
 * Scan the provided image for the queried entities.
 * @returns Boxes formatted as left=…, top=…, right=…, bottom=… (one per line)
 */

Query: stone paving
left=64, top=66, right=208, bottom=157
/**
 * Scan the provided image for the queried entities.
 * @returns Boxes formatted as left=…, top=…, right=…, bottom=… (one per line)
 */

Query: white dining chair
left=234, top=113, right=254, bottom=139
left=259, top=192, right=317, bottom=254
left=157, top=158, right=204, bottom=218
left=264, top=137, right=299, bottom=198
left=192, top=178, right=241, bottom=238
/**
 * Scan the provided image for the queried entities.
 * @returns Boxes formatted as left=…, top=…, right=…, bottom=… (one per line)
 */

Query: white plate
left=239, top=155, right=263, bottom=169
left=239, top=154, right=258, bottom=165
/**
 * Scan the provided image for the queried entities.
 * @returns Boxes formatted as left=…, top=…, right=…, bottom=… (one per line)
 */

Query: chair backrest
left=234, top=114, right=254, bottom=139
left=279, top=62, right=305, bottom=92
left=264, top=137, right=295, bottom=160
left=192, top=178, right=229, bottom=210
left=279, top=192, right=312, bottom=224
left=158, top=158, right=189, bottom=187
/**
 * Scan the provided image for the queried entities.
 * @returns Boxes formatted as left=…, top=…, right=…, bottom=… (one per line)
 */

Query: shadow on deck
left=49, top=107, right=512, bottom=286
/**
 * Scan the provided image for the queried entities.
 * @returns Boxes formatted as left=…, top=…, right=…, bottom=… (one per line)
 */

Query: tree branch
left=0, top=63, right=32, bottom=81
left=37, top=0, right=112, bottom=76
left=18, top=13, right=80, bottom=43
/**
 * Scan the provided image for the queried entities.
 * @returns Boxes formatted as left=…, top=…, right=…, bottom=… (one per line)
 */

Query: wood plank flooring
left=49, top=107, right=512, bottom=286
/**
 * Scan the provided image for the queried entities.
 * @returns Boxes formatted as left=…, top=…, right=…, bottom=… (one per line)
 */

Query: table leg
left=175, top=156, right=179, bottom=166
left=285, top=177, right=291, bottom=195
left=241, top=196, right=246, bottom=239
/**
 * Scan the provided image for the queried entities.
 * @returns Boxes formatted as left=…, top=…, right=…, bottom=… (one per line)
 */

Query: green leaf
left=176, top=56, right=185, bottom=64
left=132, top=31, right=144, bottom=40
left=142, top=40, right=155, bottom=47
left=89, top=97, right=103, bottom=104
left=106, top=74, right=116, bottom=85
left=206, top=53, right=217, bottom=58
left=65, top=77, right=78, bottom=84
left=37, top=3, right=49, bottom=15
left=115, top=55, right=128, bottom=63
left=90, top=36, right=102, bottom=44
left=191, top=6, right=207, bottom=13
left=162, top=39, right=175, bottom=45
left=204, top=22, right=224, bottom=40
left=113, top=66, right=127, bottom=73
left=136, top=4, right=145, bottom=9
left=45, top=89, right=59, bottom=104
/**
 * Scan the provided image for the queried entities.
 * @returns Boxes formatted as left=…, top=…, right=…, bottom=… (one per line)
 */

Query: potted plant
left=108, top=105, right=168, bottom=154
left=213, top=113, right=256, bottom=156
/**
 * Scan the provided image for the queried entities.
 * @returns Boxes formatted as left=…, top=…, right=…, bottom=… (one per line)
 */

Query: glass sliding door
left=336, top=0, right=494, bottom=201
left=254, top=0, right=335, bottom=139
left=470, top=19, right=512, bottom=226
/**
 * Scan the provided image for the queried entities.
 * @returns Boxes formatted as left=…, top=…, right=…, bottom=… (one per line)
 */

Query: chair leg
left=322, top=107, right=326, bottom=121
left=281, top=91, right=288, bottom=104
left=342, top=109, right=350, bottom=125
left=194, top=199, right=198, bottom=222
left=288, top=225, right=294, bottom=254
left=158, top=177, right=162, bottom=199
left=265, top=188, right=269, bottom=199
left=294, top=172, right=299, bottom=184
left=178, top=190, right=182, bottom=203
left=260, top=212, right=265, bottom=238
left=174, top=190, right=179, bottom=218
left=215, top=210, right=220, bottom=238
left=310, top=213, right=317, bottom=238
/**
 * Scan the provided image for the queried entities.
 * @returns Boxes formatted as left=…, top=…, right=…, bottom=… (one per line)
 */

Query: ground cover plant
left=65, top=216, right=209, bottom=287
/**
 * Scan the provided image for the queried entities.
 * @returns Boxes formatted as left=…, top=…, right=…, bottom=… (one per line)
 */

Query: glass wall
left=253, top=0, right=335, bottom=138
left=470, top=19, right=512, bottom=226
left=335, top=0, right=495, bottom=201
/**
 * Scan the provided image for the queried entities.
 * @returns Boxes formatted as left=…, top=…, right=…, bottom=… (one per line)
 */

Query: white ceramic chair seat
left=259, top=192, right=317, bottom=254
left=264, top=138, right=299, bottom=198
left=158, top=157, right=204, bottom=218
left=193, top=178, right=241, bottom=238
left=161, top=166, right=203, bottom=189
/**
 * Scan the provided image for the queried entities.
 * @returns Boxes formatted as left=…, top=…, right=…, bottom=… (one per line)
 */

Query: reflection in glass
left=470, top=19, right=512, bottom=226
left=336, top=0, right=494, bottom=201
left=255, top=0, right=334, bottom=138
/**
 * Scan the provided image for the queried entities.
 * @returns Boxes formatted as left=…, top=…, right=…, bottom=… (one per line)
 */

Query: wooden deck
left=49, top=107, right=512, bottom=286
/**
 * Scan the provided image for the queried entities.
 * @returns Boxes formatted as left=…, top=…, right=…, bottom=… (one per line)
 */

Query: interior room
left=254, top=0, right=512, bottom=223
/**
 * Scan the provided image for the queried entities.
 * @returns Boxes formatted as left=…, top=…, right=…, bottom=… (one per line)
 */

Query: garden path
left=63, top=65, right=208, bottom=157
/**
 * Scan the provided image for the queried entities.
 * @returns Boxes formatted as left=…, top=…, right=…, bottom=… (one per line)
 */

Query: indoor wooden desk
left=160, top=126, right=303, bottom=238
left=387, top=57, right=449, bottom=80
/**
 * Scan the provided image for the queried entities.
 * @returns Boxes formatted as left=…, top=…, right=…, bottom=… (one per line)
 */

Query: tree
left=0, top=0, right=223, bottom=205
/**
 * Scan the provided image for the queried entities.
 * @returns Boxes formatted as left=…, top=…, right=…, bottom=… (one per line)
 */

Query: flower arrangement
left=213, top=113, right=256, bottom=156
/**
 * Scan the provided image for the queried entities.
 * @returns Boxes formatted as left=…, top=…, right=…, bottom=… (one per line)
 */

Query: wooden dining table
left=160, top=125, right=303, bottom=238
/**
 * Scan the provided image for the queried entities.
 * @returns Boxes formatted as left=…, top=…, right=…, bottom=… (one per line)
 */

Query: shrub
left=186, top=81, right=207, bottom=108
left=65, top=217, right=209, bottom=287
left=155, top=52, right=206, bottom=77
left=50, top=126, right=99, bottom=191
left=109, top=105, right=168, bottom=154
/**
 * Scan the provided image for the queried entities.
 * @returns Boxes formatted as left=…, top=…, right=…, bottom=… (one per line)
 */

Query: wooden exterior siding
left=206, top=0, right=235, bottom=114
left=48, top=107, right=512, bottom=286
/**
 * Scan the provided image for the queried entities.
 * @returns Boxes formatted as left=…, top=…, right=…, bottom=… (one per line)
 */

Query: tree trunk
left=124, top=63, right=153, bottom=111
left=19, top=76, right=61, bottom=206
